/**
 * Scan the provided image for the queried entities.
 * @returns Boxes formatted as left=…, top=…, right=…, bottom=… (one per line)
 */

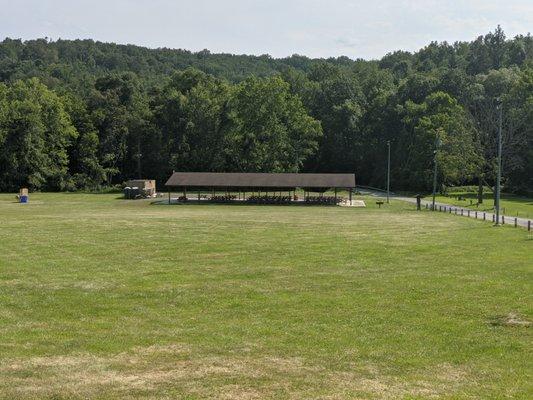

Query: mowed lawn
left=433, top=192, right=533, bottom=219
left=0, top=193, right=531, bottom=399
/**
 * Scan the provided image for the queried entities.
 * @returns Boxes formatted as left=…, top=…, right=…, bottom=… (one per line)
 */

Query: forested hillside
left=0, top=27, right=532, bottom=194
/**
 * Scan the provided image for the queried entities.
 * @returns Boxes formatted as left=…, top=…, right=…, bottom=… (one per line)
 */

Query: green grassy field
left=0, top=193, right=532, bottom=399
left=432, top=192, right=533, bottom=219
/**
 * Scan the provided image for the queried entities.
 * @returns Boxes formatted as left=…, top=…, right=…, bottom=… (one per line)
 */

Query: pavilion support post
left=334, top=188, right=337, bottom=203
left=168, top=190, right=170, bottom=205
left=183, top=187, right=187, bottom=199
left=198, top=191, right=200, bottom=202
left=349, top=189, right=352, bottom=204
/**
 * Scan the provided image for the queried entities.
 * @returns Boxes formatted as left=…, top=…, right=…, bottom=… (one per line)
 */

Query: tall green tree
left=89, top=72, right=154, bottom=183
left=226, top=76, right=322, bottom=172
left=398, top=92, right=480, bottom=190
left=63, top=94, right=106, bottom=189
left=304, top=63, right=365, bottom=173
left=468, top=67, right=531, bottom=200
left=0, top=78, right=76, bottom=191
left=152, top=69, right=231, bottom=174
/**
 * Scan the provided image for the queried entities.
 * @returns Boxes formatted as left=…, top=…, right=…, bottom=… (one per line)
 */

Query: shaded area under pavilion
left=164, top=172, right=356, bottom=205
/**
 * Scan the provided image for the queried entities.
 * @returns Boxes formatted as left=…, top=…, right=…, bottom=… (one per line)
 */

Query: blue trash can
left=20, top=195, right=28, bottom=203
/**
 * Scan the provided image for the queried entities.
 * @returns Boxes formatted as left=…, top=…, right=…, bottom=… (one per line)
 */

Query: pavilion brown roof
left=165, top=172, right=355, bottom=188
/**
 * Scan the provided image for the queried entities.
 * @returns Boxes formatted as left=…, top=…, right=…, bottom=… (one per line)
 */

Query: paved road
left=358, top=188, right=532, bottom=229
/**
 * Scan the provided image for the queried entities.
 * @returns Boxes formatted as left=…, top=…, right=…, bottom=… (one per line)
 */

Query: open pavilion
left=164, top=172, right=356, bottom=205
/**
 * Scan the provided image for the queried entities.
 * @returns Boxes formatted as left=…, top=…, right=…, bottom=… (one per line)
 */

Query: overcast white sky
left=1, top=0, right=531, bottom=59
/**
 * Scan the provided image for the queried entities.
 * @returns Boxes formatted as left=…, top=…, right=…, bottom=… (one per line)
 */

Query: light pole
left=386, top=140, right=391, bottom=203
left=495, top=100, right=503, bottom=225
left=431, top=136, right=441, bottom=211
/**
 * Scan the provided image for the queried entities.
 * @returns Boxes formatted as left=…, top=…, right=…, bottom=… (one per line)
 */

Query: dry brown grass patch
left=0, top=345, right=474, bottom=399
left=489, top=312, right=531, bottom=327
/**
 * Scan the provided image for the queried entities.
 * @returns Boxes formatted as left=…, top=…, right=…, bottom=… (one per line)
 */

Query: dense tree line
left=0, top=27, right=532, bottom=195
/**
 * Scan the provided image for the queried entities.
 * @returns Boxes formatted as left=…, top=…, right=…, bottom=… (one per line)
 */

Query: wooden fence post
left=514, top=218, right=517, bottom=227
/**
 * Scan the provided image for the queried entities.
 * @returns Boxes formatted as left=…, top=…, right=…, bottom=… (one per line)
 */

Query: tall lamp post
left=386, top=140, right=391, bottom=203
left=431, top=136, right=441, bottom=211
left=495, top=99, right=503, bottom=225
